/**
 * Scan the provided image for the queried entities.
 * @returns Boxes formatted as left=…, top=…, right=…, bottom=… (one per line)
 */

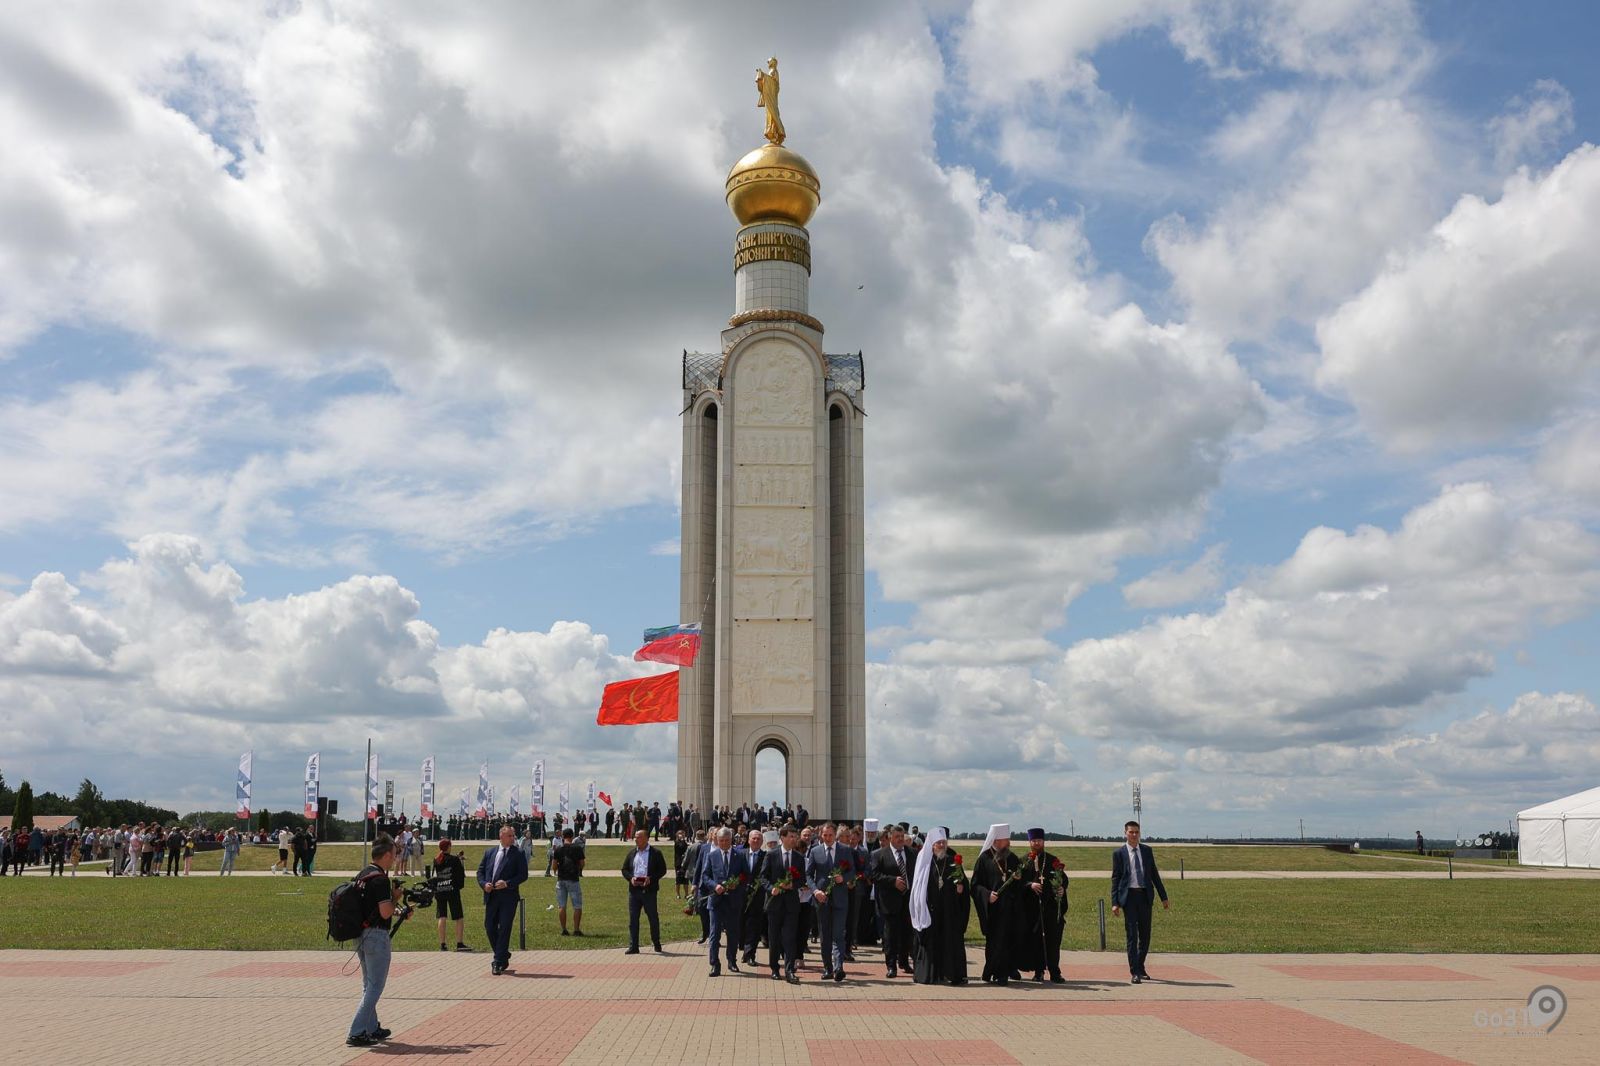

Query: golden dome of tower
left=725, top=57, right=821, bottom=227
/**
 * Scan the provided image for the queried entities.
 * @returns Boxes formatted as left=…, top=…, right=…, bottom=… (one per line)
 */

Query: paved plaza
left=2, top=944, right=1589, bottom=1064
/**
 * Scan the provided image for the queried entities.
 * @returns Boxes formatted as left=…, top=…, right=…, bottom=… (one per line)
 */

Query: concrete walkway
left=1, top=944, right=1589, bottom=1064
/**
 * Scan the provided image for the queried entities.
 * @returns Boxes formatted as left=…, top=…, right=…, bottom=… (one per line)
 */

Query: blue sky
left=1, top=1, right=1597, bottom=838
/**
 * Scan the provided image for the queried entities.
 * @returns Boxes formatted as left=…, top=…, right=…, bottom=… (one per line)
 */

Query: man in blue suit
left=1110, top=820, right=1169, bottom=984
left=477, top=824, right=529, bottom=975
left=695, top=827, right=747, bottom=977
left=806, top=822, right=852, bottom=983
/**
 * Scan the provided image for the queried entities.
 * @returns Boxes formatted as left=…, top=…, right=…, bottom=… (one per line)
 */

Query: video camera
left=385, top=875, right=452, bottom=938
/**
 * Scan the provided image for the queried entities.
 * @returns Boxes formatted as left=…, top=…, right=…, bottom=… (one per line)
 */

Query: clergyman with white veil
left=910, top=827, right=970, bottom=985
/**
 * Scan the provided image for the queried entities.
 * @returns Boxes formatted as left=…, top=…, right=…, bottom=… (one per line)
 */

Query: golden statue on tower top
left=756, top=56, right=785, bottom=145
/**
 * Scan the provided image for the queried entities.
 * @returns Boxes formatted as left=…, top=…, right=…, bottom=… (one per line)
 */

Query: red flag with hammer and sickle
left=597, top=671, right=680, bottom=725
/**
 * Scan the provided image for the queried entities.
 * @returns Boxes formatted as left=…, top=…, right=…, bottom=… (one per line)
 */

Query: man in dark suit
left=695, top=827, right=748, bottom=977
left=760, top=825, right=805, bottom=983
left=620, top=829, right=667, bottom=954
left=477, top=824, right=530, bottom=975
left=1110, top=820, right=1169, bottom=984
left=871, top=824, right=917, bottom=977
left=806, top=822, right=852, bottom=982
left=736, top=829, right=769, bottom=966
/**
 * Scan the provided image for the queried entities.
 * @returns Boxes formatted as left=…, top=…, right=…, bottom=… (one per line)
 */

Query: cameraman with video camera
left=347, top=834, right=402, bottom=1048
left=429, top=838, right=470, bottom=953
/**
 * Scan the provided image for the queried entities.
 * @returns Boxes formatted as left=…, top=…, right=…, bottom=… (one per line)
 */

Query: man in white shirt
left=619, top=830, right=666, bottom=954
left=1110, top=820, right=1170, bottom=983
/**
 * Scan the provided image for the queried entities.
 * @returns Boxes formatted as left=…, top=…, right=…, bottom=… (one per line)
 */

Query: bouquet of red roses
left=812, top=851, right=851, bottom=902
left=719, top=871, right=748, bottom=894
left=774, top=865, right=802, bottom=893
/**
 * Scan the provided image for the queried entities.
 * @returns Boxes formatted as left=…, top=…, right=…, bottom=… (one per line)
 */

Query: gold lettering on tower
left=733, top=230, right=812, bottom=273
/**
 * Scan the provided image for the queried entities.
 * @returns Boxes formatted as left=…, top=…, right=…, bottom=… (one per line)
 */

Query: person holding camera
left=347, top=833, right=403, bottom=1048
left=429, top=838, right=470, bottom=953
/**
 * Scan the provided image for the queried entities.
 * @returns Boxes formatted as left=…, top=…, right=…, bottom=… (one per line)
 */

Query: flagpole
left=363, top=737, right=372, bottom=866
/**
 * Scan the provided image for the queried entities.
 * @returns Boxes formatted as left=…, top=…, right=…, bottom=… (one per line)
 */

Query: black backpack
left=327, top=868, right=384, bottom=942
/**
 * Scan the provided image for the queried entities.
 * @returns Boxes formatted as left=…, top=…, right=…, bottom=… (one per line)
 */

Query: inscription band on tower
left=733, top=229, right=812, bottom=273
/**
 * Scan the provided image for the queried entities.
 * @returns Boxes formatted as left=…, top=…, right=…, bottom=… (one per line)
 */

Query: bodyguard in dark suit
left=1110, top=820, right=1169, bottom=983
left=620, top=830, right=668, bottom=954
left=477, top=825, right=530, bottom=974
left=871, top=825, right=917, bottom=977
left=760, top=825, right=805, bottom=983
left=695, top=828, right=748, bottom=977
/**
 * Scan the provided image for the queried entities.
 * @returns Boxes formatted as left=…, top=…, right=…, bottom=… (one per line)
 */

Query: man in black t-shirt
left=553, top=829, right=586, bottom=936
left=347, top=834, right=403, bottom=1048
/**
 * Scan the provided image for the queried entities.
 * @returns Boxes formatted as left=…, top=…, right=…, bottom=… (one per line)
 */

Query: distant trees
left=256, top=809, right=270, bottom=833
left=11, top=780, right=34, bottom=830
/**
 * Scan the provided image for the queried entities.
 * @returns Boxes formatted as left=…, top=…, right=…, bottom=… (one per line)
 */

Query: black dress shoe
left=624, top=946, right=639, bottom=955
left=728, top=963, right=741, bottom=973
left=1033, top=971, right=1045, bottom=982
left=373, top=1028, right=391, bottom=1041
left=346, top=1033, right=377, bottom=1048
left=653, top=944, right=664, bottom=953
left=1050, top=973, right=1066, bottom=984
left=696, top=936, right=708, bottom=944
left=1139, top=970, right=1152, bottom=981
left=995, top=977, right=1009, bottom=986
left=709, top=968, right=721, bottom=978
left=820, top=970, right=834, bottom=981
left=785, top=973, right=801, bottom=984
left=1131, top=974, right=1143, bottom=984
left=771, top=971, right=782, bottom=980
left=832, top=970, right=845, bottom=983
left=885, top=967, right=897, bottom=978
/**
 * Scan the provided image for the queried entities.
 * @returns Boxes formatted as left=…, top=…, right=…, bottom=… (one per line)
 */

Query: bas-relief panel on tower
left=730, top=620, right=813, bottom=715
left=732, top=344, right=812, bottom=427
left=734, top=465, right=813, bottom=507
left=735, top=427, right=811, bottom=465
left=730, top=507, right=810, bottom=574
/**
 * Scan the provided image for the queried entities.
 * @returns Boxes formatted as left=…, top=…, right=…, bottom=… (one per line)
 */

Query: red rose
left=1052, top=858, right=1063, bottom=870
left=839, top=860, right=850, bottom=872
left=952, top=853, right=963, bottom=865
left=789, top=866, right=802, bottom=880
left=739, top=874, right=749, bottom=885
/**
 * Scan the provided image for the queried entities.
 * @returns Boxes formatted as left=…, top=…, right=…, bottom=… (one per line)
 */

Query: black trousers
left=167, top=849, right=181, bottom=875
left=484, top=893, right=517, bottom=967
left=627, top=887, right=661, bottom=949
left=879, top=905, right=912, bottom=970
left=767, top=896, right=799, bottom=974
left=1044, top=911, right=1065, bottom=976
left=741, top=903, right=765, bottom=957
left=1122, top=888, right=1154, bottom=975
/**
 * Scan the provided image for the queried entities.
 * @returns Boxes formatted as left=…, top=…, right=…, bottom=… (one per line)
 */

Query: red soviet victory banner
left=597, top=671, right=680, bottom=725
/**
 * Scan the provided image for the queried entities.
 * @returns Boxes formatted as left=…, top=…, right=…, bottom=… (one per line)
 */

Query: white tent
left=1518, top=786, right=1600, bottom=869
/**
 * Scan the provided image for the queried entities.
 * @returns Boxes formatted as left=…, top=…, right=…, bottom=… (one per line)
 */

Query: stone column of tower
left=678, top=123, right=866, bottom=822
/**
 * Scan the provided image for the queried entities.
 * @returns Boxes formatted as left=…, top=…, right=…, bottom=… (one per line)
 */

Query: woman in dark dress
left=910, top=828, right=971, bottom=985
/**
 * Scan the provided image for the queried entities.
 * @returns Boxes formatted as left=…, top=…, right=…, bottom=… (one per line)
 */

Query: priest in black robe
left=1020, top=827, right=1068, bottom=983
left=910, top=827, right=970, bottom=985
left=971, top=823, right=1042, bottom=984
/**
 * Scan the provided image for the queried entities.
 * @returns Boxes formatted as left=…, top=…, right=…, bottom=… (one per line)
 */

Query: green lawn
left=1, top=875, right=1593, bottom=954
left=0, top=874, right=704, bottom=952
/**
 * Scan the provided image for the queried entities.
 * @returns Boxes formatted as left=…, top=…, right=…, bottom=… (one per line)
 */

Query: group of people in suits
left=449, top=816, right=1172, bottom=989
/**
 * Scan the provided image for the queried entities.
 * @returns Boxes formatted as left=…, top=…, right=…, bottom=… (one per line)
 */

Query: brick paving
left=0, top=944, right=1591, bottom=1064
